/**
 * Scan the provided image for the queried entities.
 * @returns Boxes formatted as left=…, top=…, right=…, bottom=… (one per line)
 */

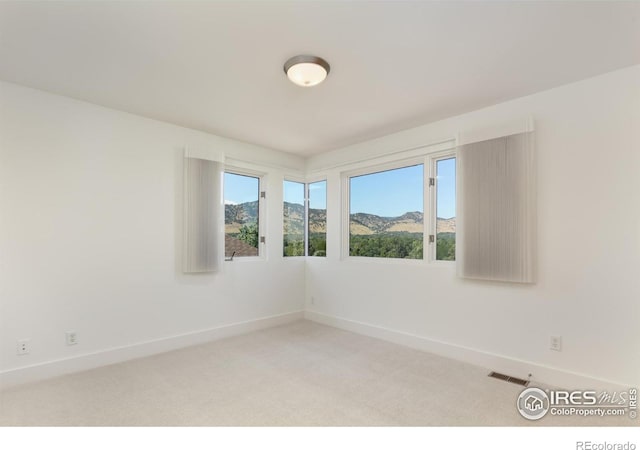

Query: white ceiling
left=1, top=1, right=639, bottom=156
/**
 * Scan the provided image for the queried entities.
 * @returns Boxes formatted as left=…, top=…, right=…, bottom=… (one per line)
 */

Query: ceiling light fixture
left=284, top=55, right=330, bottom=87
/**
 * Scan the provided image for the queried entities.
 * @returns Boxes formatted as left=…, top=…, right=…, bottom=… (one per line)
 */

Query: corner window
left=224, top=172, right=261, bottom=258
left=283, top=179, right=327, bottom=257
left=348, top=164, right=424, bottom=259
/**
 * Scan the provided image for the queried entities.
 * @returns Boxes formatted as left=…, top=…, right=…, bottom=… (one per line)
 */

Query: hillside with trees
left=225, top=201, right=259, bottom=251
left=282, top=202, right=326, bottom=256
left=227, top=201, right=455, bottom=260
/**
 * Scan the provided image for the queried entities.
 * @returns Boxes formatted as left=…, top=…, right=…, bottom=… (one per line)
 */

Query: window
left=283, top=180, right=305, bottom=256
left=308, top=180, right=327, bottom=257
left=283, top=179, right=327, bottom=257
left=348, top=163, right=424, bottom=259
left=434, top=157, right=456, bottom=261
left=224, top=172, right=261, bottom=258
left=343, top=149, right=457, bottom=263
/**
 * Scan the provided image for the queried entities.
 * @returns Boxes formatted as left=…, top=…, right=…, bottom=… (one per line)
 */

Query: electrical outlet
left=550, top=335, right=562, bottom=352
left=66, top=331, right=78, bottom=346
left=17, top=339, right=30, bottom=355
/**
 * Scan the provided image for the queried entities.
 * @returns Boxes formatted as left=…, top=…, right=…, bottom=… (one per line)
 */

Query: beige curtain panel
left=183, top=156, right=222, bottom=273
left=456, top=131, right=536, bottom=283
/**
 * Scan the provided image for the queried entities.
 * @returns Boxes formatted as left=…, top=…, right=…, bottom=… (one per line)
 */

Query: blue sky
left=308, top=180, right=327, bottom=209
left=224, top=172, right=259, bottom=204
left=350, top=164, right=424, bottom=217
left=283, top=180, right=327, bottom=209
left=436, top=158, right=456, bottom=219
left=283, top=180, right=304, bottom=205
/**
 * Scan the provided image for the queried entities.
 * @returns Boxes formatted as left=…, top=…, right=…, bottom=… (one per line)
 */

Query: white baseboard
left=0, top=311, right=304, bottom=389
left=2, top=309, right=629, bottom=392
left=304, top=310, right=629, bottom=391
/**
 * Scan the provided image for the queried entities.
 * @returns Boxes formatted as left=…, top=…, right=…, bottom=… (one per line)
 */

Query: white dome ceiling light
left=283, top=55, right=330, bottom=87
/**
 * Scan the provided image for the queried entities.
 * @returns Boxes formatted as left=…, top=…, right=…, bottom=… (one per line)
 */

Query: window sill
left=341, top=256, right=456, bottom=267
left=341, top=256, right=425, bottom=266
left=224, top=256, right=265, bottom=263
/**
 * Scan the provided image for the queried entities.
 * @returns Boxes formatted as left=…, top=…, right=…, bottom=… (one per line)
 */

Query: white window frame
left=223, top=166, right=266, bottom=262
left=428, top=151, right=457, bottom=264
left=340, top=146, right=456, bottom=264
left=341, top=157, right=425, bottom=263
left=283, top=176, right=328, bottom=258
left=283, top=177, right=307, bottom=259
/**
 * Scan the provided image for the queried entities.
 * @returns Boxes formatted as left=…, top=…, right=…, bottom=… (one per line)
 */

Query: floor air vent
left=488, top=371, right=529, bottom=386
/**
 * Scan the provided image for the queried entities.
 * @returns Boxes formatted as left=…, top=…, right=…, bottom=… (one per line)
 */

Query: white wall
left=305, top=65, right=640, bottom=388
left=0, top=82, right=306, bottom=384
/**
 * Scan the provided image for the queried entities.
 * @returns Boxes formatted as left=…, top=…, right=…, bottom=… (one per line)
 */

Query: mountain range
left=225, top=201, right=455, bottom=235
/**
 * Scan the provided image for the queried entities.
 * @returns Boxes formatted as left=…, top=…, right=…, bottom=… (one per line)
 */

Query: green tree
left=238, top=222, right=259, bottom=248
left=436, top=233, right=456, bottom=261
left=349, top=233, right=423, bottom=259
left=308, top=234, right=327, bottom=257
left=284, top=236, right=304, bottom=256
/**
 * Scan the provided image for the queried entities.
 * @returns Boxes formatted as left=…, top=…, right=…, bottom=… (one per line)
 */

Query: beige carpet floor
left=0, top=320, right=633, bottom=426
